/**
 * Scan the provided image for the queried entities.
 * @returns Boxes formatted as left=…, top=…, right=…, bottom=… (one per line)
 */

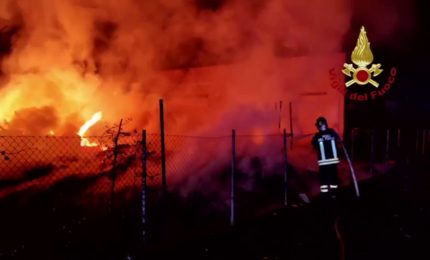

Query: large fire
left=0, top=0, right=356, bottom=137
left=0, top=0, right=383, bottom=194
left=77, top=111, right=102, bottom=147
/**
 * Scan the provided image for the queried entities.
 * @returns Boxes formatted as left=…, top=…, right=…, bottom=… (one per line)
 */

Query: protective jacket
left=311, top=128, right=340, bottom=166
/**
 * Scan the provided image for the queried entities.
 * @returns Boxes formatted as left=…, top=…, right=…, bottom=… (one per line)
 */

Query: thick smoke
left=0, top=0, right=361, bottom=196
left=0, top=0, right=353, bottom=134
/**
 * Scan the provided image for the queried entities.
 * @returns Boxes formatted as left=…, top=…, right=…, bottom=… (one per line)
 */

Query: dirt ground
left=1, top=157, right=430, bottom=260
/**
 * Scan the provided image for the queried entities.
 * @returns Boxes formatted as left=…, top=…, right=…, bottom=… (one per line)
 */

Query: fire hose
left=334, top=216, right=345, bottom=260
left=335, top=141, right=359, bottom=260
left=288, top=134, right=356, bottom=260
left=288, top=133, right=360, bottom=198
left=340, top=141, right=360, bottom=198
left=285, top=133, right=358, bottom=260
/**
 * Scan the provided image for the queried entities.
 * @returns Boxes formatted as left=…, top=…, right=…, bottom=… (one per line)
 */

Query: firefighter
left=311, top=117, right=340, bottom=198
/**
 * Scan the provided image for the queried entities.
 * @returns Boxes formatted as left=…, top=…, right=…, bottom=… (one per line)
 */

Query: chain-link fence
left=349, top=128, right=430, bottom=164
left=0, top=133, right=143, bottom=259
left=0, top=131, right=292, bottom=258
left=0, top=134, right=142, bottom=199
left=1, top=127, right=429, bottom=259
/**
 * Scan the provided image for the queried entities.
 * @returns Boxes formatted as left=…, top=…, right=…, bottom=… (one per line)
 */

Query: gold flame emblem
left=342, top=26, right=383, bottom=88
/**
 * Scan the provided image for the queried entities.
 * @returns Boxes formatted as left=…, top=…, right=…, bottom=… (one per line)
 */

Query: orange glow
left=0, top=0, right=354, bottom=138
left=0, top=0, right=352, bottom=194
left=78, top=112, right=102, bottom=147
left=252, top=128, right=265, bottom=145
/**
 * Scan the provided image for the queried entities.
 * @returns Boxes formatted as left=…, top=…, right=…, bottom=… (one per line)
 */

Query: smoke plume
left=0, top=0, right=369, bottom=196
left=0, top=0, right=353, bottom=134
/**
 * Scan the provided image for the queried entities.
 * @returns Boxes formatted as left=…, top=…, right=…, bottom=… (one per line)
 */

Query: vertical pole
left=141, top=129, right=147, bottom=241
left=385, top=129, right=390, bottom=162
left=369, top=129, right=375, bottom=175
left=159, top=99, right=167, bottom=198
left=406, top=128, right=411, bottom=165
left=289, top=102, right=294, bottom=150
left=278, top=101, right=283, bottom=129
left=397, top=128, right=401, bottom=161
left=283, top=129, right=288, bottom=207
left=384, top=128, right=390, bottom=172
left=230, top=129, right=236, bottom=227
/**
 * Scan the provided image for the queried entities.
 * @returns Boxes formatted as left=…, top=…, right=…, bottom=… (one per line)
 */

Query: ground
left=140, top=160, right=430, bottom=260
left=1, top=158, right=430, bottom=260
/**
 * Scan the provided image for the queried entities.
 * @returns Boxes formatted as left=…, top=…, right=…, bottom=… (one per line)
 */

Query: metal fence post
left=369, top=129, right=375, bottom=175
left=141, top=129, right=147, bottom=242
left=283, top=129, right=288, bottom=207
left=230, top=129, right=236, bottom=227
left=289, top=102, right=294, bottom=150
left=159, top=99, right=167, bottom=198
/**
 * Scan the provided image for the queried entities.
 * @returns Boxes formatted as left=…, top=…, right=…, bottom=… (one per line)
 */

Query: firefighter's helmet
left=315, top=117, right=328, bottom=130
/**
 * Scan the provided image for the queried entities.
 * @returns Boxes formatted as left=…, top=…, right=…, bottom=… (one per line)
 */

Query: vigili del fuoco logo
left=330, top=26, right=397, bottom=101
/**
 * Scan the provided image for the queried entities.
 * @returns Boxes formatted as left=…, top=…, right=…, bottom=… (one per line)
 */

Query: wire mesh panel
left=0, top=134, right=142, bottom=199
left=235, top=134, right=284, bottom=184
left=145, top=134, right=163, bottom=186
left=234, top=133, right=285, bottom=219
left=2, top=128, right=416, bottom=259
left=0, top=134, right=143, bottom=259
left=164, top=135, right=231, bottom=195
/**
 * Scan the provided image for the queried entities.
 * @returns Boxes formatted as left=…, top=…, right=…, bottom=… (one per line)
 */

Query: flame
left=49, top=130, right=55, bottom=136
left=351, top=26, right=374, bottom=67
left=78, top=112, right=102, bottom=147
left=0, top=0, right=351, bottom=195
